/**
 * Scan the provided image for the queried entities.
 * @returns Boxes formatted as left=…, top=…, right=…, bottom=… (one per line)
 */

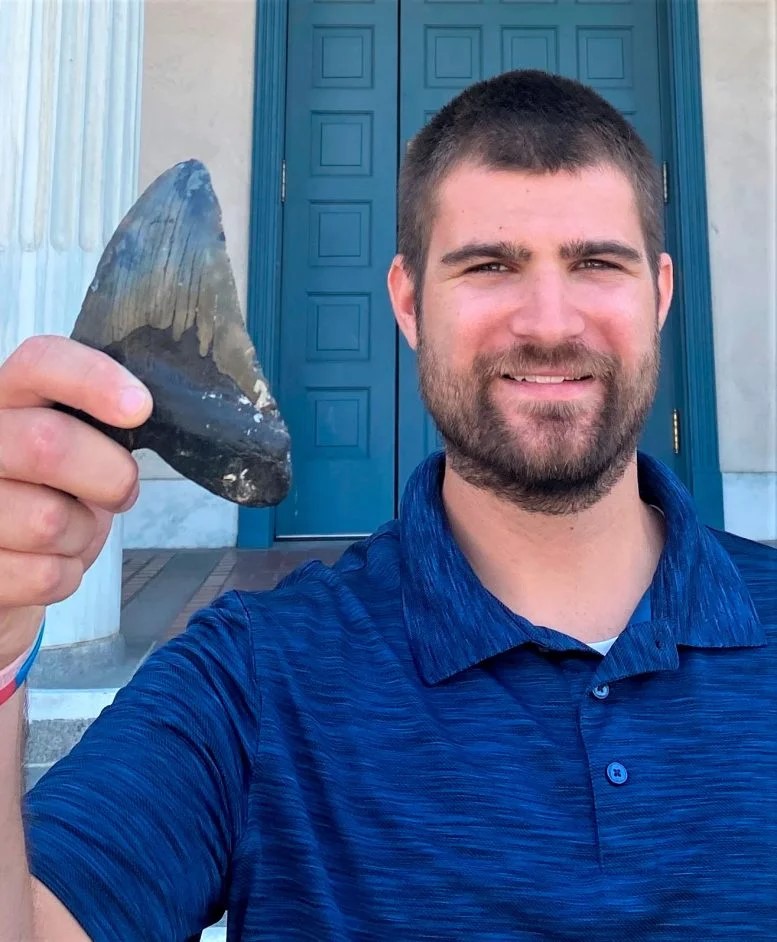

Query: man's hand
left=0, top=334, right=152, bottom=668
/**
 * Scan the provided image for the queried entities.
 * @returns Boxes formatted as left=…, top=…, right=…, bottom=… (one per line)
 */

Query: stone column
left=0, top=0, right=144, bottom=679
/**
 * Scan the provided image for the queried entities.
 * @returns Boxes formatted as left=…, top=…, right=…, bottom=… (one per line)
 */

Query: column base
left=28, top=632, right=126, bottom=688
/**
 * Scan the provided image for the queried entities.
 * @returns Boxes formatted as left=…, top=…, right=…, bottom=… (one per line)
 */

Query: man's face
left=388, top=162, right=673, bottom=514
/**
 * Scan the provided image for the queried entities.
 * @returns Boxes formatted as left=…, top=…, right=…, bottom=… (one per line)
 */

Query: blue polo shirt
left=25, top=452, right=777, bottom=940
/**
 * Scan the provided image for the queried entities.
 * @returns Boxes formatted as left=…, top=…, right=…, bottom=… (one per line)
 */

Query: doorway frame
left=238, top=0, right=723, bottom=549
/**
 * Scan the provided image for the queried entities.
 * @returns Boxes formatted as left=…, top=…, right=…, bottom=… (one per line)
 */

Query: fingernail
left=119, top=385, right=150, bottom=416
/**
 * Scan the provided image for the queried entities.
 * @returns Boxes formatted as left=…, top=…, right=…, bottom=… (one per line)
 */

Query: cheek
left=443, top=283, right=523, bottom=357
left=421, top=285, right=493, bottom=366
left=573, top=284, right=657, bottom=356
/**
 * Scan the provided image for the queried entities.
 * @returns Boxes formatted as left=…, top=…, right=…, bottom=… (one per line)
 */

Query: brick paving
left=121, top=550, right=175, bottom=606
left=121, top=544, right=352, bottom=648
left=168, top=549, right=240, bottom=636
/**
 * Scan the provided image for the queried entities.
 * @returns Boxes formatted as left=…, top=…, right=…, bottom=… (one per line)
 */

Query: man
left=1, top=70, right=775, bottom=940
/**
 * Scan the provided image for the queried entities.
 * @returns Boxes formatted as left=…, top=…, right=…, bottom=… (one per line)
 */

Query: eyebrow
left=439, top=239, right=643, bottom=267
left=439, top=242, right=532, bottom=267
left=559, top=239, right=643, bottom=264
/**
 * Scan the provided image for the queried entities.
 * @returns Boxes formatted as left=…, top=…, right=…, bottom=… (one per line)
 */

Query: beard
left=416, top=325, right=660, bottom=515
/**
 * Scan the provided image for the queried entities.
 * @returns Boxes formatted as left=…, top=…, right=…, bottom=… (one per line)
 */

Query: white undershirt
left=586, top=636, right=618, bottom=655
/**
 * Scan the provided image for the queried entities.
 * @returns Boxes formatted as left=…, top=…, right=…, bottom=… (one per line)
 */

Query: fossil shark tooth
left=60, top=158, right=291, bottom=508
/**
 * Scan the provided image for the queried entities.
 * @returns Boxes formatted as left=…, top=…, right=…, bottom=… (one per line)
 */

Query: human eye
left=576, top=258, right=620, bottom=271
left=465, top=261, right=510, bottom=274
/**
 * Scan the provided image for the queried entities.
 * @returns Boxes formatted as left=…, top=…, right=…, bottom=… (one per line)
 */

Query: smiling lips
left=499, top=373, right=597, bottom=400
left=504, top=374, right=592, bottom=384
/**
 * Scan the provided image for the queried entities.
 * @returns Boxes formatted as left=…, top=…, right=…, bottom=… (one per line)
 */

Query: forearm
left=0, top=334, right=144, bottom=942
left=0, top=687, right=35, bottom=942
left=0, top=607, right=46, bottom=941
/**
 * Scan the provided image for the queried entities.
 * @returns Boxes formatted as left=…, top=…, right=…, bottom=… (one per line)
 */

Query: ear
left=656, top=252, right=674, bottom=331
left=387, top=255, right=419, bottom=351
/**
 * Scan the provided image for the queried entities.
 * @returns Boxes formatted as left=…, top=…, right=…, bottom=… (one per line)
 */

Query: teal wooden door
left=280, top=0, right=675, bottom=537
left=398, top=0, right=680, bottom=491
left=277, top=0, right=399, bottom=537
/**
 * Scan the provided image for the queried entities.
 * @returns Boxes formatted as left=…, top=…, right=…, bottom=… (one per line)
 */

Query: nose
left=506, top=269, right=585, bottom=346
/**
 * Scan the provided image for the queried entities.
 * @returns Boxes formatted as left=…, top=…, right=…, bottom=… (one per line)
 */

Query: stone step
left=25, top=762, right=53, bottom=791
left=24, top=638, right=151, bottom=774
left=25, top=688, right=119, bottom=768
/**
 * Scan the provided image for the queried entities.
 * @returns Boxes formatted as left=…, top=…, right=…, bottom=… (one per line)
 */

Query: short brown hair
left=398, top=69, right=664, bottom=288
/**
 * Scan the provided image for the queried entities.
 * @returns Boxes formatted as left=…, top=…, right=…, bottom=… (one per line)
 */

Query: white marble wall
left=723, top=474, right=777, bottom=542
left=123, top=478, right=238, bottom=549
left=0, top=0, right=144, bottom=645
left=698, top=0, right=776, bottom=542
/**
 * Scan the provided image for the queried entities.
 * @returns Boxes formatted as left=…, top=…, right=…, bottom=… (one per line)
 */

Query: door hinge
left=280, top=159, right=287, bottom=204
left=662, top=162, right=669, bottom=204
left=672, top=408, right=681, bottom=455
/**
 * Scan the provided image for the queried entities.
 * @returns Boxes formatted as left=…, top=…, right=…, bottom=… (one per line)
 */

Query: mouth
left=498, top=373, right=597, bottom=401
left=501, top=373, right=594, bottom=384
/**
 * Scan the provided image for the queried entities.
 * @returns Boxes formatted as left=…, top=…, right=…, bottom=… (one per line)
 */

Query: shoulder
left=707, top=527, right=777, bottom=621
left=231, top=522, right=406, bottom=684
left=98, top=588, right=260, bottom=737
left=708, top=526, right=777, bottom=572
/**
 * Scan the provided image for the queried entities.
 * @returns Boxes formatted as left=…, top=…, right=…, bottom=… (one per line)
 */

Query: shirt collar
left=399, top=451, right=765, bottom=686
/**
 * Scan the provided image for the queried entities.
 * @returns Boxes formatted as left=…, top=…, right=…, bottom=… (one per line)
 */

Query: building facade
left=128, top=0, right=777, bottom=550
left=3, top=0, right=776, bottom=567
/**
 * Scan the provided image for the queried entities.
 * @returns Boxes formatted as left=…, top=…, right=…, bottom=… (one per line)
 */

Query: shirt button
left=606, top=762, right=629, bottom=785
left=592, top=684, right=610, bottom=700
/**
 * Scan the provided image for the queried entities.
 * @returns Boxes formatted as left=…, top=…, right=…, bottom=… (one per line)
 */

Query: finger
left=0, top=334, right=152, bottom=428
left=0, top=407, right=140, bottom=512
left=0, top=549, right=85, bottom=609
left=0, top=480, right=101, bottom=557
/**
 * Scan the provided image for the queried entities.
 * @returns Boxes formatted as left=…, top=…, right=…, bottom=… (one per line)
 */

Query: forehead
left=429, top=162, right=644, bottom=249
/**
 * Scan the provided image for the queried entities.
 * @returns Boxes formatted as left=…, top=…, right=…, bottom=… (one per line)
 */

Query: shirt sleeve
left=23, top=590, right=259, bottom=942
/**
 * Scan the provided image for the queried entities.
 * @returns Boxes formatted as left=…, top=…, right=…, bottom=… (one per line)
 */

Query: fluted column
left=0, top=0, right=143, bottom=672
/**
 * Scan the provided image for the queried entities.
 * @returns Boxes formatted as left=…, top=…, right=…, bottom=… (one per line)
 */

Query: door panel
left=277, top=0, right=399, bottom=537
left=397, top=0, right=679, bottom=493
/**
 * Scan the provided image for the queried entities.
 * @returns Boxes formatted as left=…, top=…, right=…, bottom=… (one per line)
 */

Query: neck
left=441, top=454, right=665, bottom=643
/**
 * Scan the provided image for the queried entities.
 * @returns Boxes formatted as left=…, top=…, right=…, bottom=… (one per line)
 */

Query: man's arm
left=24, top=595, right=257, bottom=941
left=0, top=685, right=36, bottom=941
left=0, top=337, right=152, bottom=940
left=32, top=881, right=90, bottom=942
left=0, top=679, right=88, bottom=941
